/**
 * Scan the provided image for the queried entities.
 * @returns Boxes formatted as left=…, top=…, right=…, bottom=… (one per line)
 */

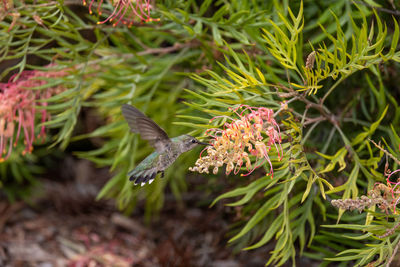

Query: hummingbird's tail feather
left=128, top=168, right=158, bottom=186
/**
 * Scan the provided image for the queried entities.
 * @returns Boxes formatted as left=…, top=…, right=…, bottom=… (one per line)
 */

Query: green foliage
left=179, top=1, right=400, bottom=266
left=0, top=148, right=41, bottom=201
left=300, top=8, right=400, bottom=95
left=2, top=0, right=400, bottom=266
left=183, top=44, right=332, bottom=264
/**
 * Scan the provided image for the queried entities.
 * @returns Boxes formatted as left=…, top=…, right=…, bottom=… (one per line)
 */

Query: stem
left=321, top=76, right=344, bottom=104
left=354, top=0, right=400, bottom=16
left=274, top=96, right=299, bottom=117
left=386, top=239, right=400, bottom=267
left=369, top=138, right=400, bottom=166
left=321, top=127, right=336, bottom=154
left=301, top=120, right=322, bottom=145
left=300, top=105, right=308, bottom=125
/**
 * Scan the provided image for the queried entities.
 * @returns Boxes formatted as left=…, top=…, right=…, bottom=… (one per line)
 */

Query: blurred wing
left=121, top=104, right=171, bottom=152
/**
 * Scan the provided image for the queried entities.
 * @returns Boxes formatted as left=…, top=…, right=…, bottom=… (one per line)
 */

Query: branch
left=386, top=239, right=400, bottom=267
left=137, top=42, right=198, bottom=56
left=353, top=1, right=400, bottom=16
left=369, top=139, right=400, bottom=166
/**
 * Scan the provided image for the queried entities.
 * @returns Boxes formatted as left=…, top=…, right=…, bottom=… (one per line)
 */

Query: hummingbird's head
left=178, top=135, right=210, bottom=152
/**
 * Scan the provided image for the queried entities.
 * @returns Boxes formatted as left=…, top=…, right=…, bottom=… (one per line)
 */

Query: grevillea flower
left=383, top=168, right=400, bottom=213
left=333, top=168, right=400, bottom=215
left=332, top=142, right=400, bottom=217
left=82, top=0, right=159, bottom=27
left=1, top=0, right=12, bottom=11
left=0, top=67, right=67, bottom=162
left=189, top=105, right=282, bottom=178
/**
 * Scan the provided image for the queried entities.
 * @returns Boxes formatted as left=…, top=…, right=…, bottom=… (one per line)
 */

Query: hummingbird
left=121, top=104, right=209, bottom=186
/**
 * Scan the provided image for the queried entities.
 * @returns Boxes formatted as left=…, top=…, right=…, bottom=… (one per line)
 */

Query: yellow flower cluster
left=189, top=105, right=282, bottom=177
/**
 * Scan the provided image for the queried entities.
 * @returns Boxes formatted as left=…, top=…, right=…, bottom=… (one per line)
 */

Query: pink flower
left=83, top=0, right=159, bottom=27
left=1, top=0, right=12, bottom=11
left=0, top=67, right=67, bottom=162
left=189, top=105, right=282, bottom=178
left=384, top=169, right=400, bottom=213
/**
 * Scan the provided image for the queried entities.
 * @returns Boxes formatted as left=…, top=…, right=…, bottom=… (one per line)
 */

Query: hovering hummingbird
left=121, top=104, right=209, bottom=186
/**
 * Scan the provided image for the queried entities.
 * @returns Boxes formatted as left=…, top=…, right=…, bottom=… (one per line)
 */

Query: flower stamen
left=189, top=106, right=282, bottom=177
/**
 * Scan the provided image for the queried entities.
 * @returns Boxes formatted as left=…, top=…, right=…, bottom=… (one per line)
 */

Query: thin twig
left=300, top=105, right=309, bottom=125
left=353, top=0, right=400, bottom=16
left=137, top=42, right=189, bottom=56
left=273, top=95, right=299, bottom=117
left=386, top=239, right=400, bottom=267
left=298, top=94, right=338, bottom=126
left=321, top=76, right=344, bottom=105
left=301, top=120, right=322, bottom=145
left=321, top=127, right=336, bottom=154
left=304, top=116, right=326, bottom=126
left=378, top=220, right=400, bottom=239
left=274, top=84, right=339, bottom=127
left=369, top=139, right=400, bottom=166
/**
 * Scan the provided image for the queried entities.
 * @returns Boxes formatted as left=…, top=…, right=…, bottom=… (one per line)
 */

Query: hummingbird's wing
left=121, top=104, right=171, bottom=152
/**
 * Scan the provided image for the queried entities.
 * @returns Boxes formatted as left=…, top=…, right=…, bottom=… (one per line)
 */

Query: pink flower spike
left=190, top=106, right=282, bottom=178
left=14, top=111, right=23, bottom=146
left=113, top=4, right=129, bottom=27
left=391, top=181, right=400, bottom=192
left=84, top=0, right=95, bottom=13
left=386, top=169, right=400, bottom=185
left=0, top=65, right=67, bottom=161
left=199, top=146, right=208, bottom=159
left=394, top=196, right=400, bottom=213
left=129, top=0, right=147, bottom=22
left=87, top=0, right=158, bottom=26
left=98, top=1, right=121, bottom=24
left=4, top=138, right=12, bottom=159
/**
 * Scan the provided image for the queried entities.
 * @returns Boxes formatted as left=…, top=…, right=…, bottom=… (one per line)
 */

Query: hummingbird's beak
left=197, top=141, right=211, bottom=146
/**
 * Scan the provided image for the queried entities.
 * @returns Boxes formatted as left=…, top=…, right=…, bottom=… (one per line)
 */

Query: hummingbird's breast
left=157, top=144, right=179, bottom=170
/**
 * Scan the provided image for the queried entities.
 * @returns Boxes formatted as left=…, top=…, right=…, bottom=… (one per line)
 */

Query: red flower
left=190, top=105, right=282, bottom=178
left=0, top=67, right=67, bottom=161
left=384, top=169, right=400, bottom=213
left=83, top=0, right=159, bottom=27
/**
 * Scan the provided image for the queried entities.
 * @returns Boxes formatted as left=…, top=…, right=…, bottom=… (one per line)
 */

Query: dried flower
left=331, top=195, right=389, bottom=213
left=305, top=51, right=316, bottom=70
left=83, top=0, right=159, bottom=27
left=189, top=105, right=282, bottom=177
left=331, top=144, right=400, bottom=238
left=331, top=172, right=400, bottom=215
left=0, top=67, right=67, bottom=162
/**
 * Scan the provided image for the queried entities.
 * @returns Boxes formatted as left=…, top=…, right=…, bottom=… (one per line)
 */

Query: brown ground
left=0, top=158, right=270, bottom=267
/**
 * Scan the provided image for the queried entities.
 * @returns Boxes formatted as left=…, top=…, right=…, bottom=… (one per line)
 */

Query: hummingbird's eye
left=191, top=139, right=196, bottom=143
